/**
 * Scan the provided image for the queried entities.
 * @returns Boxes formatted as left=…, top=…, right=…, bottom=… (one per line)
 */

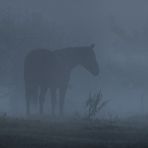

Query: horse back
left=24, top=49, right=56, bottom=84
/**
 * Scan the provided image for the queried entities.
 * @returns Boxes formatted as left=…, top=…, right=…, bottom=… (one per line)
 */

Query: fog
left=0, top=0, right=148, bottom=118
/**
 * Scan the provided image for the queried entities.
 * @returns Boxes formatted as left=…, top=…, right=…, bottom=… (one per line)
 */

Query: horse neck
left=54, top=48, right=81, bottom=70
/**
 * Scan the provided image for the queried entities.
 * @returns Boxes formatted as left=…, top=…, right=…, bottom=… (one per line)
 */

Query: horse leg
left=26, top=93, right=31, bottom=116
left=39, top=87, right=47, bottom=115
left=25, top=84, right=32, bottom=116
left=59, top=86, right=67, bottom=116
left=50, top=88, right=57, bottom=117
left=32, top=86, right=38, bottom=106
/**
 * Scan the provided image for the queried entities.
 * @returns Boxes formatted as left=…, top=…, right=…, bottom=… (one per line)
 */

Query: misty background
left=0, top=0, right=148, bottom=118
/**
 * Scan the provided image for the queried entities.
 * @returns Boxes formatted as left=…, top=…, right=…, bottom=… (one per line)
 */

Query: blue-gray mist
left=0, top=0, right=147, bottom=119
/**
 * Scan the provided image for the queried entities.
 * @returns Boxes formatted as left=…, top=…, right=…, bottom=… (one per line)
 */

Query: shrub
left=86, top=89, right=109, bottom=120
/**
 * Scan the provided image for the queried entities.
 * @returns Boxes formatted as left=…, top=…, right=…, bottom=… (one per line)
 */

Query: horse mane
left=53, top=45, right=90, bottom=55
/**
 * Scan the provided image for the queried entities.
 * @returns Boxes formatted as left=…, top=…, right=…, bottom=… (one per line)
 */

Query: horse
left=24, top=44, right=99, bottom=116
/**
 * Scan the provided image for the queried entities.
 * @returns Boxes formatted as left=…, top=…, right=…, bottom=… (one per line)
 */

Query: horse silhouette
left=24, top=44, right=99, bottom=116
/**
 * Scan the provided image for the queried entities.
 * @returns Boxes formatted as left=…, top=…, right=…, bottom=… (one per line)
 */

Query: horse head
left=79, top=44, right=99, bottom=76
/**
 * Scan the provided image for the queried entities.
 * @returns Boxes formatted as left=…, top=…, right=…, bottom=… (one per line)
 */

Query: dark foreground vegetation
left=0, top=115, right=148, bottom=148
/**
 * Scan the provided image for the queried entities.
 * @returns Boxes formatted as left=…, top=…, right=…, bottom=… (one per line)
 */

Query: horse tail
left=25, top=81, right=38, bottom=105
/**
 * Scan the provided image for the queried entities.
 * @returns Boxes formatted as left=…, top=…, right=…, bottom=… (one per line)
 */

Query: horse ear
left=90, top=43, right=95, bottom=48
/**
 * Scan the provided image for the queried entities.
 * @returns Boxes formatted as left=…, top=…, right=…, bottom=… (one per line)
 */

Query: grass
left=0, top=115, right=148, bottom=148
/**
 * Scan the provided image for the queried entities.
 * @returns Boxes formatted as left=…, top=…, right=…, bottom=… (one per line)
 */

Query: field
left=0, top=115, right=148, bottom=148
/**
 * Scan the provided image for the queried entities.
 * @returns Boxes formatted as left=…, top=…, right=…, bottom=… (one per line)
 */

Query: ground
left=0, top=115, right=148, bottom=148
